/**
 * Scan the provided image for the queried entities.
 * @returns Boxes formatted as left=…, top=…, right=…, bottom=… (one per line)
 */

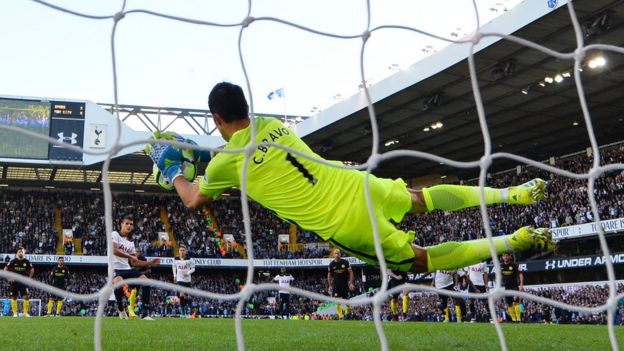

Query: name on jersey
left=253, top=127, right=291, bottom=165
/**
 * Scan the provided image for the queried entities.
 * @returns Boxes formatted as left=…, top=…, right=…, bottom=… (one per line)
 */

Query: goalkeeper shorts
left=329, top=177, right=415, bottom=272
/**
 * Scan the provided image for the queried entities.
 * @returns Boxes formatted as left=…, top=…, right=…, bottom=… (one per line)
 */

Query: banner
left=552, top=218, right=624, bottom=240
left=1, top=254, right=366, bottom=268
left=489, top=252, right=624, bottom=273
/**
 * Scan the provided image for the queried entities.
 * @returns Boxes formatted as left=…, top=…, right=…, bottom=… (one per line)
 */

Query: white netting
left=1, top=1, right=624, bottom=350
left=0, top=299, right=42, bottom=316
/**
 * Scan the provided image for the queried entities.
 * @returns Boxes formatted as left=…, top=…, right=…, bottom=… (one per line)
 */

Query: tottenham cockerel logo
left=57, top=132, right=78, bottom=145
left=94, top=128, right=103, bottom=145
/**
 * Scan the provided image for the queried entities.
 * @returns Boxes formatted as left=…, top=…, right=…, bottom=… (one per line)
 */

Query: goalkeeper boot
left=508, top=227, right=554, bottom=253
left=506, top=178, right=546, bottom=205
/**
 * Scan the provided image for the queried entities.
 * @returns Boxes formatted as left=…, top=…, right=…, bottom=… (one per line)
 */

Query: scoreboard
left=51, top=101, right=85, bottom=118
left=0, top=97, right=85, bottom=161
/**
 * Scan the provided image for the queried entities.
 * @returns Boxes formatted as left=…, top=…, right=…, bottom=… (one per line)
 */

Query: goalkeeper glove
left=182, top=138, right=211, bottom=163
left=144, top=140, right=184, bottom=172
left=162, top=162, right=185, bottom=184
left=158, top=130, right=211, bottom=162
left=145, top=131, right=210, bottom=167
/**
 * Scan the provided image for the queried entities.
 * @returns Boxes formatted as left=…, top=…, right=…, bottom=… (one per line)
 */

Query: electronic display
left=0, top=98, right=51, bottom=159
left=51, top=101, right=85, bottom=119
left=0, top=98, right=86, bottom=161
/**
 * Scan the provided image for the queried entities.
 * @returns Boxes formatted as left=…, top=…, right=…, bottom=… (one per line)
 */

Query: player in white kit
left=272, top=267, right=295, bottom=317
left=112, top=215, right=160, bottom=320
left=172, top=245, right=195, bottom=318
left=433, top=269, right=466, bottom=323
left=463, top=262, right=489, bottom=322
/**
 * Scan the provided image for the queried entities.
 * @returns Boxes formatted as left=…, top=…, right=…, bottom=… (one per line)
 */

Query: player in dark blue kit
left=328, top=249, right=355, bottom=319
left=47, top=257, right=69, bottom=317
left=4, top=247, right=34, bottom=317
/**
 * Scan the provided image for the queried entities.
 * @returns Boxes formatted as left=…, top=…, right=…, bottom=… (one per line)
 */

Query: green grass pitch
left=0, top=317, right=622, bottom=350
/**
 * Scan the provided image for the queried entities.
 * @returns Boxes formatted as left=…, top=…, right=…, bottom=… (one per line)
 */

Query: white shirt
left=273, top=274, right=294, bottom=294
left=112, top=231, right=135, bottom=270
left=434, top=270, right=458, bottom=289
left=466, top=262, right=487, bottom=286
left=172, top=257, right=196, bottom=283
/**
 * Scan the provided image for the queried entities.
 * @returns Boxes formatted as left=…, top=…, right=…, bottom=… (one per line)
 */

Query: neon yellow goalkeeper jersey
left=199, top=117, right=355, bottom=233
left=199, top=117, right=414, bottom=269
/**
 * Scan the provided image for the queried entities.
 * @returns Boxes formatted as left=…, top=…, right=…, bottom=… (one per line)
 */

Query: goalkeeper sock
left=56, top=300, right=63, bottom=316
left=390, top=299, right=398, bottom=316
left=23, top=299, right=29, bottom=315
left=337, top=304, right=344, bottom=319
left=47, top=299, right=54, bottom=315
left=11, top=299, right=18, bottom=315
left=345, top=305, right=351, bottom=316
left=402, top=295, right=409, bottom=315
left=426, top=236, right=510, bottom=272
left=422, top=185, right=503, bottom=212
left=455, top=305, right=462, bottom=323
left=444, top=307, right=450, bottom=322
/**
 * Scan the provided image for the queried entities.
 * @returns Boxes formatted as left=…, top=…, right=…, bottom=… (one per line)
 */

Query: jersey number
left=286, top=153, right=317, bottom=185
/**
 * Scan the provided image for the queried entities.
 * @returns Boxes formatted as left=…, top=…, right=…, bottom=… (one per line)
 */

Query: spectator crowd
left=0, top=144, right=623, bottom=261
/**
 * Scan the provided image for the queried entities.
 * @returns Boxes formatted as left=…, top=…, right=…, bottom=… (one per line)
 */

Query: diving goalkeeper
left=146, top=82, right=554, bottom=273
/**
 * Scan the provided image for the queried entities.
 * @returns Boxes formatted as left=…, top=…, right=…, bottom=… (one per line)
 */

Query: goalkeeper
left=146, top=82, right=554, bottom=273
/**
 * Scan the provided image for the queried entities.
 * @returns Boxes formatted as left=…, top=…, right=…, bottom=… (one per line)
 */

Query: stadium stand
left=0, top=190, right=57, bottom=255
left=2, top=143, right=624, bottom=323
left=0, top=143, right=623, bottom=260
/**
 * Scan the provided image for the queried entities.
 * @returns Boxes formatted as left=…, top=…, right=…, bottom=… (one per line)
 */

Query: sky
left=0, top=0, right=522, bottom=121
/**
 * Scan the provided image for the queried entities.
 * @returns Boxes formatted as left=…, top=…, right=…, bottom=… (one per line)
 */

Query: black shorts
left=388, top=277, right=405, bottom=299
left=9, top=282, right=29, bottom=298
left=505, top=295, right=519, bottom=305
left=279, top=293, right=290, bottom=302
left=114, top=269, right=144, bottom=280
left=437, top=284, right=455, bottom=301
left=469, top=284, right=486, bottom=294
left=438, top=284, right=466, bottom=307
left=49, top=281, right=66, bottom=299
left=177, top=281, right=191, bottom=295
left=504, top=286, right=519, bottom=305
left=332, top=286, right=349, bottom=299
left=52, top=281, right=66, bottom=290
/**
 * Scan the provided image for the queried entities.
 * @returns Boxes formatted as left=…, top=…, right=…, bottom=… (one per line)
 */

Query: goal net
left=0, top=299, right=42, bottom=317
left=1, top=1, right=623, bottom=351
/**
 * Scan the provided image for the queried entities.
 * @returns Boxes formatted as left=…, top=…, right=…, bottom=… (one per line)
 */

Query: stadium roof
left=301, top=0, right=624, bottom=180
left=2, top=0, right=624, bottom=191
